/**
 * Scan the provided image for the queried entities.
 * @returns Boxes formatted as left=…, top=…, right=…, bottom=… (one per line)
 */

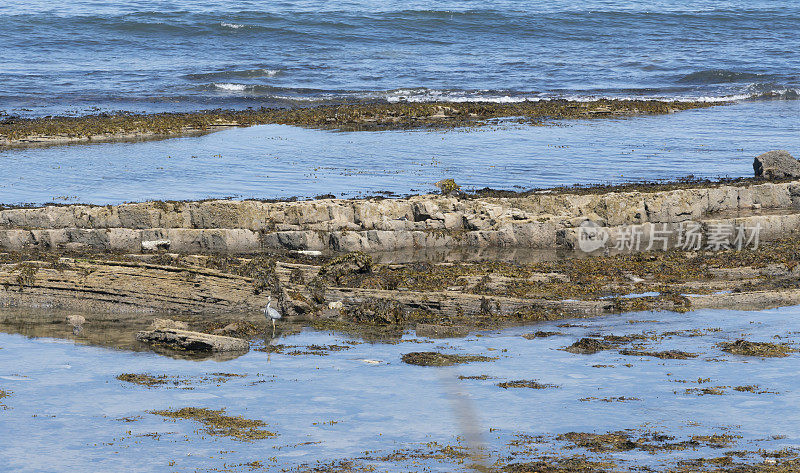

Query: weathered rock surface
left=1, top=180, right=800, bottom=253
left=136, top=328, right=249, bottom=352
left=754, top=150, right=800, bottom=179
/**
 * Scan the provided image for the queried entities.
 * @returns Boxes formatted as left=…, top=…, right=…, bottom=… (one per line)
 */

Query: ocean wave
left=220, top=21, right=245, bottom=29
left=202, top=84, right=800, bottom=104
left=213, top=83, right=248, bottom=91
left=185, top=68, right=281, bottom=80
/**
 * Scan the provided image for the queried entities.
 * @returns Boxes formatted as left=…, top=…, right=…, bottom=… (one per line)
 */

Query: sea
left=0, top=0, right=799, bottom=202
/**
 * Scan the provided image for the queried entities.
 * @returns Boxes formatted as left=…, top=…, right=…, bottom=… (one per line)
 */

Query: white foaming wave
left=260, top=69, right=281, bottom=77
left=220, top=22, right=245, bottom=29
left=213, top=83, right=247, bottom=91
left=382, top=88, right=538, bottom=103
left=205, top=84, right=799, bottom=103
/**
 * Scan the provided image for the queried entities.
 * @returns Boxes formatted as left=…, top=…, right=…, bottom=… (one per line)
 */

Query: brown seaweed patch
left=497, top=379, right=559, bottom=389
left=579, top=396, right=641, bottom=402
left=150, top=407, right=276, bottom=441
left=117, top=373, right=172, bottom=387
left=684, top=386, right=728, bottom=396
left=720, top=340, right=797, bottom=358
left=117, top=372, right=246, bottom=388
left=503, top=457, right=617, bottom=473
left=734, top=385, right=778, bottom=394
left=557, top=431, right=700, bottom=453
left=458, top=374, right=495, bottom=380
left=0, top=388, right=10, bottom=410
left=619, top=349, right=698, bottom=359
left=564, top=338, right=615, bottom=354
left=401, top=351, right=496, bottom=366
left=522, top=331, right=564, bottom=339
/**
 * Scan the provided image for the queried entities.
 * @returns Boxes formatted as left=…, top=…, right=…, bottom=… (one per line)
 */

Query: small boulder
left=753, top=150, right=800, bottom=179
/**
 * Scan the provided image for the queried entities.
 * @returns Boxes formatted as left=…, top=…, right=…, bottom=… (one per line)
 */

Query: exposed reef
left=0, top=99, right=715, bottom=147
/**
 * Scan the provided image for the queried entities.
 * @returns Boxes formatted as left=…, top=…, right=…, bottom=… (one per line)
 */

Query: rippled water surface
left=1, top=305, right=799, bottom=472
left=1, top=0, right=799, bottom=115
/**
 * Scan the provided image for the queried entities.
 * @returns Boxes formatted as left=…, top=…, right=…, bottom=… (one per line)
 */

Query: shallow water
left=1, top=101, right=798, bottom=205
left=1, top=305, right=798, bottom=471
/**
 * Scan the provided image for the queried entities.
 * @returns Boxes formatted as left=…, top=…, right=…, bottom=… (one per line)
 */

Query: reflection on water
left=1, top=305, right=799, bottom=471
left=1, top=101, right=798, bottom=205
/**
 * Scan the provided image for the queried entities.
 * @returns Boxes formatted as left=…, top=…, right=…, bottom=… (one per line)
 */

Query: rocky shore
left=2, top=167, right=800, bottom=331
left=1, top=177, right=798, bottom=254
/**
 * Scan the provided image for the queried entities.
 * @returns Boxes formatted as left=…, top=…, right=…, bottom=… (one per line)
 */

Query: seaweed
left=400, top=351, right=496, bottom=366
left=150, top=407, right=276, bottom=441
left=720, top=340, right=797, bottom=358
left=497, top=379, right=559, bottom=389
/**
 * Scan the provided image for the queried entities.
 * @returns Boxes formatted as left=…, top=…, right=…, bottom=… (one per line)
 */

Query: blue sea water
left=1, top=1, right=799, bottom=203
left=1, top=0, right=799, bottom=115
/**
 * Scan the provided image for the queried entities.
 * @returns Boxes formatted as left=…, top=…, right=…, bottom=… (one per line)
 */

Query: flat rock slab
left=136, top=328, right=250, bottom=353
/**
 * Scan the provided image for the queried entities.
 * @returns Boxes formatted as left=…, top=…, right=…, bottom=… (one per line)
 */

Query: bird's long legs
left=271, top=318, right=276, bottom=338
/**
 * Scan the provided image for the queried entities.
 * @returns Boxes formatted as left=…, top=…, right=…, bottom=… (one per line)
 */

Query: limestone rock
left=148, top=318, right=189, bottom=331
left=136, top=328, right=249, bottom=352
left=754, top=150, right=800, bottom=179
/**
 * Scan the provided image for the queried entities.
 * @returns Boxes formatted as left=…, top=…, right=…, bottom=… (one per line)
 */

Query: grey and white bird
left=264, top=295, right=282, bottom=337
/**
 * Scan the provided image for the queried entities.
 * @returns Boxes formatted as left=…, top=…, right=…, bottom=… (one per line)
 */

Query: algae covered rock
left=343, top=297, right=404, bottom=325
left=435, top=178, right=461, bottom=195
left=754, top=150, right=800, bottom=179
left=315, top=251, right=372, bottom=285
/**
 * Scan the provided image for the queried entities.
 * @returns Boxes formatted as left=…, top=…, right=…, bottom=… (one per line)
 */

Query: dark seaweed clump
left=522, top=331, right=563, bottom=339
left=619, top=349, right=698, bottom=360
left=497, top=380, right=559, bottom=389
left=720, top=339, right=797, bottom=358
left=117, top=373, right=170, bottom=387
left=564, top=338, right=615, bottom=354
left=401, top=351, right=495, bottom=366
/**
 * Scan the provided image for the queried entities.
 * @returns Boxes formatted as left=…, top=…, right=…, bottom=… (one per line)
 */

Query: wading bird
left=264, top=295, right=281, bottom=337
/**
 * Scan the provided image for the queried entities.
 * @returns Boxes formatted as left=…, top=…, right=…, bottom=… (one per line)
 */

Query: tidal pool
left=1, top=100, right=798, bottom=205
left=0, top=306, right=798, bottom=472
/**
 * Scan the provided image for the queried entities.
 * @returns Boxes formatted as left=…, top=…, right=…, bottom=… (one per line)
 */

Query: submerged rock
left=753, top=150, right=800, bottom=179
left=136, top=328, right=249, bottom=353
